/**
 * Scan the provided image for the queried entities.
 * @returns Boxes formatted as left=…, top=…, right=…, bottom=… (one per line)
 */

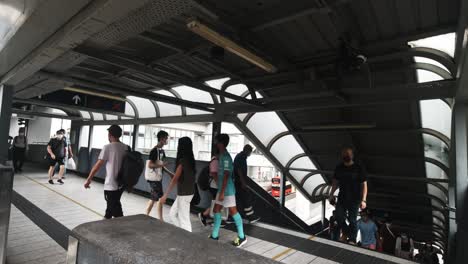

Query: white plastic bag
left=67, top=158, right=77, bottom=170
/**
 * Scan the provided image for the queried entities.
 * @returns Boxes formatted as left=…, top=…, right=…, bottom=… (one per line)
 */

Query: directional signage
left=41, top=90, right=126, bottom=113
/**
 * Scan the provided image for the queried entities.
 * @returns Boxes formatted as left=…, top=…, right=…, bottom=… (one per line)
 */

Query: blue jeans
left=336, top=201, right=359, bottom=243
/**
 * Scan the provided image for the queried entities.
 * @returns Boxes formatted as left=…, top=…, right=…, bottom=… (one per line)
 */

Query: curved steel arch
left=168, top=88, right=186, bottom=116
left=425, top=157, right=449, bottom=178
left=286, top=153, right=308, bottom=169
left=410, top=47, right=456, bottom=76
left=300, top=173, right=321, bottom=186
left=125, top=98, right=139, bottom=119
left=267, top=131, right=290, bottom=150
left=220, top=79, right=257, bottom=103
left=421, top=128, right=451, bottom=149
left=412, top=62, right=453, bottom=79
left=149, top=100, right=160, bottom=118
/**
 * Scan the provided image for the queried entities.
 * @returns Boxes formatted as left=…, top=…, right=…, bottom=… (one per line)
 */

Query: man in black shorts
left=145, top=130, right=173, bottom=220
left=47, top=130, right=66, bottom=184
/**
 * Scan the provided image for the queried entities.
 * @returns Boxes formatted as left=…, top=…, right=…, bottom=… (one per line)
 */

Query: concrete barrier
left=67, top=214, right=279, bottom=264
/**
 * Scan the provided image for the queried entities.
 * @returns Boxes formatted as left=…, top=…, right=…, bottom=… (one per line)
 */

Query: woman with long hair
left=160, top=137, right=195, bottom=232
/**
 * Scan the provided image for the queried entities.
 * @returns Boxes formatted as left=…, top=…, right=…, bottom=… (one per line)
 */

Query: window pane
left=303, top=175, right=325, bottom=194
left=154, top=90, right=182, bottom=117
left=425, top=162, right=448, bottom=180
left=172, top=85, right=213, bottom=104
left=408, top=32, right=455, bottom=57
left=79, top=126, right=89, bottom=148
left=125, top=102, right=135, bottom=116
left=127, top=96, right=156, bottom=118
left=420, top=99, right=451, bottom=138
left=417, top=69, right=444, bottom=83
left=423, top=134, right=449, bottom=167
left=270, top=135, right=303, bottom=166
left=80, top=111, right=91, bottom=119
left=247, top=112, right=288, bottom=146
left=106, top=114, right=118, bottom=120
left=92, top=113, right=103, bottom=121
left=91, top=125, right=109, bottom=149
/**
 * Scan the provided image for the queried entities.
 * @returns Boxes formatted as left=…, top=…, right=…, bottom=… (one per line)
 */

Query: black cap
left=107, top=125, right=122, bottom=138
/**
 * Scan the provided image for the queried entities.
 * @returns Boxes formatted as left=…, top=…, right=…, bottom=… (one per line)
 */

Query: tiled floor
left=7, top=168, right=415, bottom=264
left=6, top=206, right=66, bottom=264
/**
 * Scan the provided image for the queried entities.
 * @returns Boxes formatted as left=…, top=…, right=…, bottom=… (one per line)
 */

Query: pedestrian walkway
left=8, top=167, right=415, bottom=264
left=6, top=206, right=66, bottom=264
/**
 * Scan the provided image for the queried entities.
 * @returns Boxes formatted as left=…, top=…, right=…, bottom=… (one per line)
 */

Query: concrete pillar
left=0, top=85, right=13, bottom=163
left=452, top=102, right=468, bottom=264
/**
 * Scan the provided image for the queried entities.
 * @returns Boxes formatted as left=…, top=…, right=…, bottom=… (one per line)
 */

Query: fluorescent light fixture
left=64, top=87, right=125, bottom=101
left=187, top=19, right=277, bottom=73
left=302, top=123, right=377, bottom=130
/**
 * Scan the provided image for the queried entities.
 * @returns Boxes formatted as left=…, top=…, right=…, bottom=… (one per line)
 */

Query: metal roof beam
left=222, top=79, right=456, bottom=113
left=73, top=46, right=259, bottom=105
left=77, top=114, right=218, bottom=126
left=14, top=98, right=133, bottom=118
left=37, top=71, right=214, bottom=112
left=11, top=109, right=83, bottom=121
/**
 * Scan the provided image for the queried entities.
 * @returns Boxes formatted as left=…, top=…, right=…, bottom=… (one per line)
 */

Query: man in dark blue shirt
left=234, top=144, right=260, bottom=224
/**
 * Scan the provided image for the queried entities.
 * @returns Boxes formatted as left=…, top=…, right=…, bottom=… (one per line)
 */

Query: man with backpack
left=84, top=125, right=128, bottom=219
left=145, top=130, right=171, bottom=220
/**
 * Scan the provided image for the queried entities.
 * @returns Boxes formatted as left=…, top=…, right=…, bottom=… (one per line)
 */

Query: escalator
left=238, top=176, right=320, bottom=233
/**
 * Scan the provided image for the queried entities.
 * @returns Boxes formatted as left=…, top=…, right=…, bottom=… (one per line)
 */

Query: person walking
left=357, top=210, right=378, bottom=250
left=198, top=154, right=219, bottom=226
left=160, top=137, right=195, bottom=232
left=47, top=130, right=67, bottom=184
left=145, top=130, right=171, bottom=220
left=13, top=127, right=28, bottom=173
left=209, top=134, right=247, bottom=247
left=233, top=144, right=260, bottom=223
left=84, top=125, right=128, bottom=219
left=329, top=147, right=368, bottom=244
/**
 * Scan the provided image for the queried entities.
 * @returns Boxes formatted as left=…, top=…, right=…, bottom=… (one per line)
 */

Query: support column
left=279, top=170, right=286, bottom=206
left=0, top=84, right=14, bottom=264
left=0, top=85, right=13, bottom=162
left=452, top=102, right=468, bottom=264
left=211, top=122, right=221, bottom=157
left=132, top=125, right=139, bottom=151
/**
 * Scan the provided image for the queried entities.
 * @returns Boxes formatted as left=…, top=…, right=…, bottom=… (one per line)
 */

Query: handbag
left=145, top=160, right=162, bottom=181
left=66, top=158, right=77, bottom=170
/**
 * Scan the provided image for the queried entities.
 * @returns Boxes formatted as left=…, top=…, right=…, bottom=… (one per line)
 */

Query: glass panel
left=127, top=96, right=156, bottom=118
left=289, top=170, right=309, bottom=184
left=270, top=135, right=304, bottom=166
left=246, top=92, right=263, bottom=99
left=423, top=134, right=449, bottom=167
left=303, top=175, right=325, bottom=194
left=106, top=114, right=118, bottom=120
left=92, top=113, right=103, bottom=121
left=79, top=126, right=89, bottom=148
left=205, top=77, right=230, bottom=89
left=425, top=162, right=448, bottom=180
left=417, top=69, right=444, bottom=83
left=91, top=125, right=109, bottom=149
left=125, top=102, right=135, bottom=117
left=225, top=84, right=248, bottom=102
left=154, top=90, right=182, bottom=117
left=289, top=156, right=315, bottom=170
left=205, top=77, right=229, bottom=103
left=50, top=108, right=67, bottom=116
left=414, top=56, right=450, bottom=74
left=172, top=85, right=213, bottom=104
left=408, top=32, right=455, bottom=57
left=121, top=125, right=134, bottom=146
left=247, top=112, right=288, bottom=146
left=238, top=113, right=248, bottom=121
left=80, top=111, right=91, bottom=119
left=420, top=99, right=451, bottom=138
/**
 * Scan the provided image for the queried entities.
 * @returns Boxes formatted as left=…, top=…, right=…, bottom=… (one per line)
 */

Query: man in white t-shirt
left=84, top=125, right=128, bottom=219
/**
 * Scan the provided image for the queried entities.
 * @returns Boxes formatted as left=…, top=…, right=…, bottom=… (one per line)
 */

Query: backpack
left=118, top=146, right=145, bottom=193
left=197, top=165, right=211, bottom=191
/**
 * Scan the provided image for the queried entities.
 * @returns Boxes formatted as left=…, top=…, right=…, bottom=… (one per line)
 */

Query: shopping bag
left=67, top=158, right=77, bottom=170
